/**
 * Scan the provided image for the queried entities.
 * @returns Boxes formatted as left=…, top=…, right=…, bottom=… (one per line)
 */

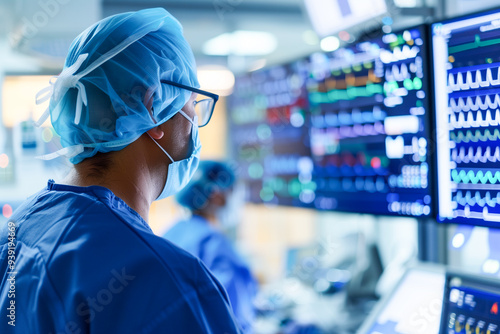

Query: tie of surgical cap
left=35, top=8, right=199, bottom=164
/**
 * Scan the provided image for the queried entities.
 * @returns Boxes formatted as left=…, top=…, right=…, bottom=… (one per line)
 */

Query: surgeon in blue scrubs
left=165, top=161, right=258, bottom=333
left=0, top=8, right=240, bottom=334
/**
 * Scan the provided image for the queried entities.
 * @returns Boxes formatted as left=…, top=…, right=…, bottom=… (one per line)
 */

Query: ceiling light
left=320, top=36, right=340, bottom=52
left=249, top=59, right=267, bottom=72
left=197, top=65, right=235, bottom=96
left=203, top=30, right=277, bottom=56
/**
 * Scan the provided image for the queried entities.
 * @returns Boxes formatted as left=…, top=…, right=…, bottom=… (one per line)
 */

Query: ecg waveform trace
left=448, top=34, right=500, bottom=54
left=449, top=94, right=500, bottom=112
left=454, top=190, right=500, bottom=207
left=451, top=129, right=500, bottom=143
left=452, top=145, right=500, bottom=163
left=451, top=169, right=500, bottom=185
left=448, top=65, right=500, bottom=92
left=309, top=84, right=384, bottom=104
left=450, top=109, right=500, bottom=128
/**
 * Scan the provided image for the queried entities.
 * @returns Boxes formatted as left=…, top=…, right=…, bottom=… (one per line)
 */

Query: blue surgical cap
left=35, top=8, right=199, bottom=164
left=176, top=161, right=236, bottom=211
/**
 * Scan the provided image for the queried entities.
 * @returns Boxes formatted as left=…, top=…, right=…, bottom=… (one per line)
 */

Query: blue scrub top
left=165, top=215, right=258, bottom=333
left=0, top=180, right=241, bottom=334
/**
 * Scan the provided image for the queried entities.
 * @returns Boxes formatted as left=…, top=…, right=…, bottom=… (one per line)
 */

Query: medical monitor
left=304, top=0, right=388, bottom=38
left=228, top=60, right=314, bottom=206
left=432, top=8, right=500, bottom=227
left=439, top=271, right=500, bottom=334
left=357, top=265, right=445, bottom=334
left=306, top=25, right=433, bottom=216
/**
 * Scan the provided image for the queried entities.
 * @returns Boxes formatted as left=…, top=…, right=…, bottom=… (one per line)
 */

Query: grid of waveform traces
left=306, top=26, right=432, bottom=216
left=434, top=9, right=500, bottom=225
left=228, top=61, right=314, bottom=206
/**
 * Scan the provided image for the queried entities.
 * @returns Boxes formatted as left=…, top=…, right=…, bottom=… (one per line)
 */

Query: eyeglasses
left=161, top=80, right=219, bottom=127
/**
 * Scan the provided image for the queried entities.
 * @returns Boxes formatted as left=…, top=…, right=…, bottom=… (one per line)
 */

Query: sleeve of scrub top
left=46, top=202, right=241, bottom=334
left=200, top=234, right=258, bottom=333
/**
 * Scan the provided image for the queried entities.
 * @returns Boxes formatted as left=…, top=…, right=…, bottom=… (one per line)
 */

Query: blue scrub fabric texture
left=0, top=181, right=241, bottom=333
left=165, top=215, right=258, bottom=333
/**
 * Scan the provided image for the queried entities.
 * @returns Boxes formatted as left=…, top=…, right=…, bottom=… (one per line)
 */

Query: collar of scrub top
left=32, top=24, right=160, bottom=160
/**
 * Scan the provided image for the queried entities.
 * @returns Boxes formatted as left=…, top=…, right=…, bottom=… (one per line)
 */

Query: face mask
left=215, top=184, right=245, bottom=230
left=148, top=110, right=201, bottom=201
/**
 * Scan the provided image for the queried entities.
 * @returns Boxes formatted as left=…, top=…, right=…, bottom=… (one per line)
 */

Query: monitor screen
left=433, top=9, right=500, bottom=227
left=304, top=0, right=388, bottom=38
left=440, top=272, right=500, bottom=334
left=306, top=25, right=433, bottom=216
left=228, top=60, right=314, bottom=206
left=357, top=266, right=445, bottom=334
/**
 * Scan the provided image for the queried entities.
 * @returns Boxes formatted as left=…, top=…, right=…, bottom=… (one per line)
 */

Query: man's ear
left=147, top=126, right=164, bottom=140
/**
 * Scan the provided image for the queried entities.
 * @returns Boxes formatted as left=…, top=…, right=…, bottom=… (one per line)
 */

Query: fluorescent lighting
left=197, top=66, right=235, bottom=96
left=249, top=59, right=267, bottom=72
left=203, top=31, right=277, bottom=56
left=320, top=36, right=340, bottom=52
left=451, top=233, right=465, bottom=248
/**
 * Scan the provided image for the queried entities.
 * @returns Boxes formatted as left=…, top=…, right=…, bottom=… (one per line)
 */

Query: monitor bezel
left=429, top=6, right=500, bottom=228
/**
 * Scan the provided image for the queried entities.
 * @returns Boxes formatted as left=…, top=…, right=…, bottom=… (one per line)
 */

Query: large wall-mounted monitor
left=433, top=8, right=500, bottom=227
left=228, top=61, right=314, bottom=207
left=306, top=25, right=433, bottom=216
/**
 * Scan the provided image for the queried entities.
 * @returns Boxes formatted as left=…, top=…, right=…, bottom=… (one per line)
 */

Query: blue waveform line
left=315, top=176, right=387, bottom=193
left=454, top=190, right=500, bottom=208
left=448, top=66, right=500, bottom=92
left=450, top=94, right=500, bottom=112
left=264, top=155, right=301, bottom=175
left=310, top=122, right=385, bottom=143
left=310, top=107, right=386, bottom=128
left=450, top=109, right=500, bottom=128
left=452, top=145, right=500, bottom=163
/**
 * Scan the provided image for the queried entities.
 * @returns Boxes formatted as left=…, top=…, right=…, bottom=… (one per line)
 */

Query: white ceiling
left=0, top=0, right=320, bottom=74
left=3, top=0, right=495, bottom=75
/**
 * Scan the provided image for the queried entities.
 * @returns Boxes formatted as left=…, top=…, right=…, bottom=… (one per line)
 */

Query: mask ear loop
left=147, top=133, right=175, bottom=163
left=178, top=110, right=196, bottom=124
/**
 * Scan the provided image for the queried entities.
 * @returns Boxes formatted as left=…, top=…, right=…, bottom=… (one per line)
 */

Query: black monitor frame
left=306, top=23, right=435, bottom=217
left=430, top=6, right=500, bottom=228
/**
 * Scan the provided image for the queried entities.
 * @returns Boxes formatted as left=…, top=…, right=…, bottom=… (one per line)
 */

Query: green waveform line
left=309, top=84, right=384, bottom=104
left=449, top=34, right=500, bottom=54
left=384, top=78, right=423, bottom=95
left=450, top=129, right=500, bottom=143
left=452, top=169, right=500, bottom=184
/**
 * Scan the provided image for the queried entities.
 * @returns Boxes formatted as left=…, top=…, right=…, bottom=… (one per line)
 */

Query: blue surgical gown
left=164, top=215, right=258, bottom=333
left=0, top=180, right=240, bottom=333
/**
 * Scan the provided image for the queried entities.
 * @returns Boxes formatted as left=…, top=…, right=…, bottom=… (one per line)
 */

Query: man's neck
left=62, top=151, right=154, bottom=222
